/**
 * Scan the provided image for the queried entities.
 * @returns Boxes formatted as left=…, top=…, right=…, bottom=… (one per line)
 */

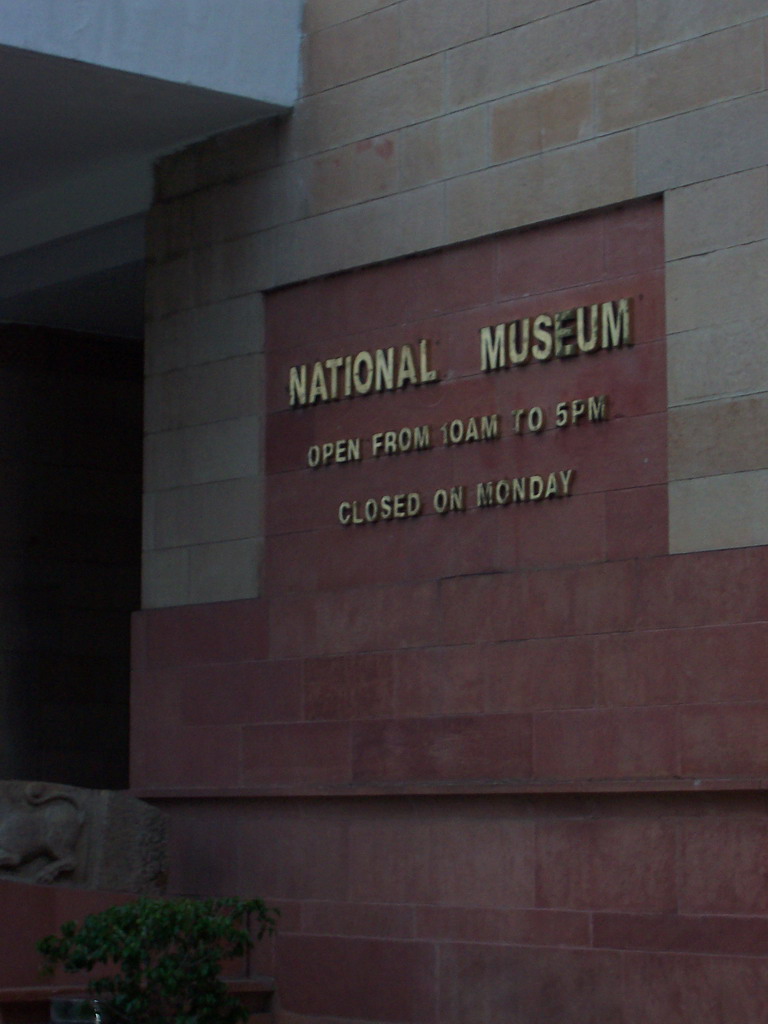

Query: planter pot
left=50, top=998, right=105, bottom=1023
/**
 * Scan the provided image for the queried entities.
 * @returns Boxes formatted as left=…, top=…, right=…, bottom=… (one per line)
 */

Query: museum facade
left=5, top=2, right=768, bottom=1022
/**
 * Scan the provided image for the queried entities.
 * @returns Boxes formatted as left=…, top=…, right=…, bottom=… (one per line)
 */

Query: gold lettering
left=588, top=395, right=608, bottom=422
left=396, top=345, right=419, bottom=388
left=509, top=319, right=530, bottom=365
left=480, top=414, right=500, bottom=440
left=448, top=486, right=465, bottom=512
left=602, top=298, right=631, bottom=349
left=289, top=365, right=307, bottom=407
left=419, top=339, right=438, bottom=383
left=512, top=477, right=526, bottom=502
left=324, top=357, right=344, bottom=399
left=576, top=305, right=599, bottom=353
left=554, top=309, right=576, bottom=358
left=353, top=351, right=374, bottom=394
left=495, top=480, right=511, bottom=505
left=531, top=314, right=554, bottom=361
left=529, top=475, right=544, bottom=500
left=374, top=347, right=395, bottom=392
left=309, top=362, right=329, bottom=404
left=477, top=482, right=495, bottom=507
left=480, top=323, right=506, bottom=371
left=364, top=498, right=379, bottom=523
left=413, top=425, right=431, bottom=450
left=343, top=355, right=353, bottom=397
left=345, top=438, right=361, bottom=462
left=407, top=492, right=422, bottom=516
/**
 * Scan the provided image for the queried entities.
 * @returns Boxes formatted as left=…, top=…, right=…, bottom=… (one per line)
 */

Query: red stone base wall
left=156, top=790, right=768, bottom=1024
left=130, top=202, right=768, bottom=1021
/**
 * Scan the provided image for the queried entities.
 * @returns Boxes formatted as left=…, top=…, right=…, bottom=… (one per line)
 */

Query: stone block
left=139, top=599, right=268, bottom=671
left=144, top=415, right=263, bottom=490
left=668, top=317, right=768, bottom=406
left=491, top=74, right=593, bottom=164
left=144, top=314, right=189, bottom=376
left=533, top=707, right=678, bottom=781
left=193, top=166, right=307, bottom=246
left=155, top=120, right=281, bottom=200
left=0, top=781, right=165, bottom=893
left=636, top=547, right=768, bottom=630
left=187, top=537, right=262, bottom=603
left=304, top=5, right=399, bottom=94
left=638, top=0, right=768, bottom=51
left=144, top=252, right=195, bottom=320
left=154, top=144, right=199, bottom=202
left=680, top=703, right=768, bottom=777
left=489, top=0, right=595, bottom=33
left=154, top=194, right=196, bottom=261
left=414, top=905, right=591, bottom=947
left=536, top=818, right=676, bottom=911
left=428, top=818, right=536, bottom=908
left=303, top=0, right=395, bottom=35
left=150, top=477, right=263, bottom=549
left=637, top=91, right=768, bottom=194
left=146, top=354, right=264, bottom=433
left=277, top=935, right=437, bottom=1022
left=272, top=181, right=445, bottom=284
left=665, top=168, right=768, bottom=261
left=399, top=0, right=487, bottom=63
left=678, top=815, right=768, bottom=914
left=132, top=718, right=242, bottom=790
left=596, top=24, right=763, bottom=133
left=241, top=722, right=352, bottom=786
left=669, top=471, right=768, bottom=553
left=669, top=394, right=768, bottom=480
left=192, top=119, right=282, bottom=191
left=399, top=106, right=488, bottom=189
left=447, top=0, right=634, bottom=109
left=141, top=547, right=189, bottom=609
left=438, top=945, right=623, bottom=1024
left=622, top=951, right=768, bottom=1024
left=666, top=240, right=768, bottom=335
left=593, top=912, right=768, bottom=956
left=191, top=232, right=275, bottom=307
left=346, top=818, right=431, bottom=904
left=350, top=714, right=533, bottom=783
left=287, top=54, right=444, bottom=158
left=309, top=134, right=398, bottom=215
left=303, top=900, right=414, bottom=940
left=185, top=293, right=265, bottom=367
left=446, top=131, right=635, bottom=243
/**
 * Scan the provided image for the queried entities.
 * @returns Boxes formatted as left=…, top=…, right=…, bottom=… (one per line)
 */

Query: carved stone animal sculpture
left=0, top=783, right=84, bottom=883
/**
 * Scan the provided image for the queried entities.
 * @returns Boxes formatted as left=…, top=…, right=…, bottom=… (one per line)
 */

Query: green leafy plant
left=38, top=896, right=278, bottom=1024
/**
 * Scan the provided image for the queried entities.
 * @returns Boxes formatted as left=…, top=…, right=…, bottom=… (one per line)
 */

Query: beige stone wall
left=143, top=0, right=768, bottom=607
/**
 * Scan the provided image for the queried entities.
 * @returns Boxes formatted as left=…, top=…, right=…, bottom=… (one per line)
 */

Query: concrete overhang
left=0, top=0, right=303, bottom=336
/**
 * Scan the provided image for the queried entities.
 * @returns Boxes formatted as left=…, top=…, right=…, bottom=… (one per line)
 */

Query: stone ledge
left=133, top=776, right=768, bottom=801
left=0, top=979, right=275, bottom=1024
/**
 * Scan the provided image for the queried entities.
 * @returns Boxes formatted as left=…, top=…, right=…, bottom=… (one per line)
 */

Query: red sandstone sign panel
left=265, top=201, right=666, bottom=586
